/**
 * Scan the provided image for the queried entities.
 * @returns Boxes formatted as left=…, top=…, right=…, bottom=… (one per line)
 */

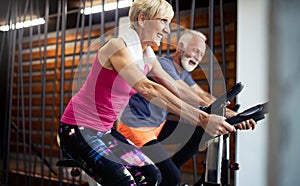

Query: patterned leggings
left=58, top=123, right=161, bottom=186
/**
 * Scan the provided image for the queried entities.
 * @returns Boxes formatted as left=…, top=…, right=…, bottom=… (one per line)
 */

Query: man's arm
left=149, top=58, right=207, bottom=107
left=190, top=83, right=215, bottom=105
left=190, top=84, right=237, bottom=116
left=149, top=58, right=254, bottom=130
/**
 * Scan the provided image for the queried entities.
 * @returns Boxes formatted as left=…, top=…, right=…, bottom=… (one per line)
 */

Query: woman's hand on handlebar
left=199, top=114, right=236, bottom=137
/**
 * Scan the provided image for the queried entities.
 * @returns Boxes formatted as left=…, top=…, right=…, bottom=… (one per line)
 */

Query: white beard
left=181, top=56, right=199, bottom=72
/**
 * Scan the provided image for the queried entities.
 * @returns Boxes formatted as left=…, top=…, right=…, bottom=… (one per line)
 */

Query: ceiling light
left=0, top=18, right=45, bottom=32
left=81, top=0, right=132, bottom=15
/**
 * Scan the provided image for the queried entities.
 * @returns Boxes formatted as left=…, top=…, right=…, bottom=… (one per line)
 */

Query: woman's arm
left=190, top=84, right=216, bottom=105
left=101, top=38, right=235, bottom=136
left=133, top=77, right=235, bottom=136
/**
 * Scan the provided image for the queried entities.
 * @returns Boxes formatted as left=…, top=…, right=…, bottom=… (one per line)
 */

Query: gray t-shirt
left=119, top=56, right=196, bottom=127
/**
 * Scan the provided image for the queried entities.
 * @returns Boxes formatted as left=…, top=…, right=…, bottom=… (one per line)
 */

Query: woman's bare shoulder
left=101, top=38, right=126, bottom=53
left=98, top=38, right=127, bottom=68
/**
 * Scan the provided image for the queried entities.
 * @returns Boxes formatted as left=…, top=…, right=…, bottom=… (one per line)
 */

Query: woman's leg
left=58, top=123, right=161, bottom=186
left=109, top=129, right=162, bottom=186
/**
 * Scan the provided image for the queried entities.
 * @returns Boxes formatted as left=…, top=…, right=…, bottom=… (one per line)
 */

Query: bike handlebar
left=200, top=82, right=244, bottom=114
left=226, top=102, right=269, bottom=125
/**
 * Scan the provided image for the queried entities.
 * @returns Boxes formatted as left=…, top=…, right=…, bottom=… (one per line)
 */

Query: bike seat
left=56, top=159, right=80, bottom=167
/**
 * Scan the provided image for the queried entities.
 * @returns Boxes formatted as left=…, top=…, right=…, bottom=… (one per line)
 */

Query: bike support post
left=221, top=135, right=231, bottom=185
left=204, top=102, right=229, bottom=186
left=205, top=136, right=223, bottom=186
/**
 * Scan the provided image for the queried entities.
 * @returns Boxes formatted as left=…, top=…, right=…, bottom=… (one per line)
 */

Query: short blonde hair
left=129, top=0, right=174, bottom=29
left=178, top=30, right=207, bottom=49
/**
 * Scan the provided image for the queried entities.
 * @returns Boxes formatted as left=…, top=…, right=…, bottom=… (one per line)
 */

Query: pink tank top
left=61, top=54, right=150, bottom=132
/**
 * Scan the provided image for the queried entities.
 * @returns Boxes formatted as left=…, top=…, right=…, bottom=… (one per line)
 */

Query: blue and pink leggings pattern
left=58, top=123, right=161, bottom=186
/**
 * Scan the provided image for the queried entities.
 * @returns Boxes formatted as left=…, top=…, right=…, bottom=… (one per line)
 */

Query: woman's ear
left=137, top=13, right=146, bottom=28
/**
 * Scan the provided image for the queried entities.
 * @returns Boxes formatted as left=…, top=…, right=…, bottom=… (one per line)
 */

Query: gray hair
left=178, top=30, right=207, bottom=49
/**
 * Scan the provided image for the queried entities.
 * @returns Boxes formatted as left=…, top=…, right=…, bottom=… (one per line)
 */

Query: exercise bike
left=195, top=82, right=268, bottom=186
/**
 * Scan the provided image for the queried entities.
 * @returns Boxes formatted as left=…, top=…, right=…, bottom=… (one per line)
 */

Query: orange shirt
left=117, top=120, right=166, bottom=148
